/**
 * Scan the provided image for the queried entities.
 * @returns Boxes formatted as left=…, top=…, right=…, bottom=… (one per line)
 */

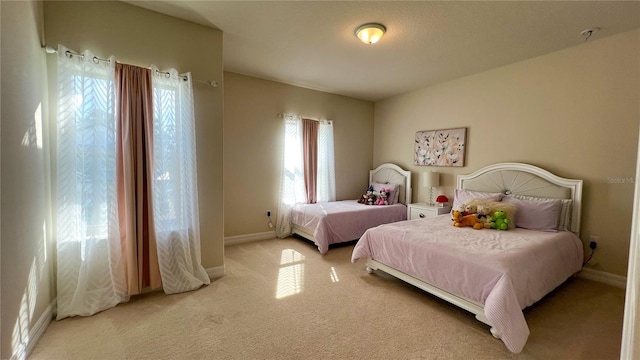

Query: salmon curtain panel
left=55, top=46, right=209, bottom=320
left=302, top=118, right=318, bottom=204
left=115, top=63, right=162, bottom=295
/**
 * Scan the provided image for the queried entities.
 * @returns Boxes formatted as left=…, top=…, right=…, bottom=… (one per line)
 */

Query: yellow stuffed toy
left=452, top=210, right=484, bottom=230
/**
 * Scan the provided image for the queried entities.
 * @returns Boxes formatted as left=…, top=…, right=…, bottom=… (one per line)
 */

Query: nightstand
left=407, top=203, right=452, bottom=220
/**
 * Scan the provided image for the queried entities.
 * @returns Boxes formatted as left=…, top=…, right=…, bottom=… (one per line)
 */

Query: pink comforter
left=291, top=200, right=406, bottom=254
left=351, top=215, right=583, bottom=353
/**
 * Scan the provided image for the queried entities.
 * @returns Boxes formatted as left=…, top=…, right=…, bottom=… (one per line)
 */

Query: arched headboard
left=457, top=163, right=582, bottom=236
left=370, top=163, right=412, bottom=205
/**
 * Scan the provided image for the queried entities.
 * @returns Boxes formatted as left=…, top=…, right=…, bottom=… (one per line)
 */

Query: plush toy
left=375, top=188, right=389, bottom=205
left=476, top=205, right=492, bottom=229
left=451, top=210, right=483, bottom=230
left=367, top=191, right=376, bottom=205
left=461, top=203, right=477, bottom=217
left=358, top=186, right=375, bottom=204
left=490, top=210, right=510, bottom=230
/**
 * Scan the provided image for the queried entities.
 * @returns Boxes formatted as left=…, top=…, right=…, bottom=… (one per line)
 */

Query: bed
left=351, top=162, right=584, bottom=353
left=291, top=163, right=412, bottom=254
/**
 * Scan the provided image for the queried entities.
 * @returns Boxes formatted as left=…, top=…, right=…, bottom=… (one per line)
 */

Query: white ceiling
left=127, top=1, right=640, bottom=102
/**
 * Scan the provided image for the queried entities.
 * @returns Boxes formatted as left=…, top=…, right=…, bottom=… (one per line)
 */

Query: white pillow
left=452, top=189, right=504, bottom=212
left=372, top=183, right=399, bottom=205
left=510, top=194, right=573, bottom=231
left=503, top=196, right=562, bottom=232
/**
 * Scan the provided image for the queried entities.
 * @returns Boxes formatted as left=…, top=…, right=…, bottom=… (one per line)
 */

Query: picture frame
left=414, top=127, right=466, bottom=167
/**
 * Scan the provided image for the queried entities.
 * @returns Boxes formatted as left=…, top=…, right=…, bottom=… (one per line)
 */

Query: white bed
left=351, top=162, right=584, bottom=353
left=291, top=163, right=412, bottom=254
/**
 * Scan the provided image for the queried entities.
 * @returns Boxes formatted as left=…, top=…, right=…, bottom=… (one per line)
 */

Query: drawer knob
left=419, top=213, right=425, bottom=218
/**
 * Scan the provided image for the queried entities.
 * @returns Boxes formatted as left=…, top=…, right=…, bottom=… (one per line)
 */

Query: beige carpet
left=30, top=237, right=624, bottom=359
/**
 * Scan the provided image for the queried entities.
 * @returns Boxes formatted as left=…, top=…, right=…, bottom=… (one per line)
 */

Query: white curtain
left=317, top=120, right=336, bottom=202
left=151, top=67, right=210, bottom=294
left=55, top=46, right=128, bottom=319
left=276, top=114, right=306, bottom=237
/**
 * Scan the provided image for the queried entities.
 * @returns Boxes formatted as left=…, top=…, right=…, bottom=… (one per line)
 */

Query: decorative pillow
left=452, top=189, right=504, bottom=213
left=502, top=196, right=562, bottom=232
left=510, top=194, right=573, bottom=231
left=372, top=183, right=399, bottom=205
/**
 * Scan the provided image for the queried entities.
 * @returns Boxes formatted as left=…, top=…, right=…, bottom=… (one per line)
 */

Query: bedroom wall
left=1, top=1, right=55, bottom=358
left=224, top=72, right=374, bottom=237
left=373, top=29, right=640, bottom=277
left=43, top=1, right=225, bottom=268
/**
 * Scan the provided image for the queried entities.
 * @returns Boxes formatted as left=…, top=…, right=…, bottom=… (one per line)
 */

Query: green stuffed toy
left=490, top=210, right=510, bottom=231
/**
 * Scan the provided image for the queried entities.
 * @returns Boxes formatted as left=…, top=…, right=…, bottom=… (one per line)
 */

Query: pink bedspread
left=291, top=200, right=406, bottom=254
left=351, top=215, right=583, bottom=353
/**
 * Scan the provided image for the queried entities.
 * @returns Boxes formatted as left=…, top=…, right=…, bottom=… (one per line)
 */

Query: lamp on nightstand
left=436, top=195, right=449, bottom=208
left=423, top=171, right=440, bottom=206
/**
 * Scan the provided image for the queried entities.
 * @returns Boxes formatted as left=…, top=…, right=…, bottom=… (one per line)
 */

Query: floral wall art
left=414, top=127, right=466, bottom=167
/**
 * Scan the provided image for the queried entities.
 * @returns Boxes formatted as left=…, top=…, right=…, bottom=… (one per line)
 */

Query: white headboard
left=457, top=163, right=583, bottom=236
left=370, top=163, right=412, bottom=205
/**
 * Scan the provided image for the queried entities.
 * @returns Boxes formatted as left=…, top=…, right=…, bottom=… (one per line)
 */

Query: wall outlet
left=266, top=210, right=271, bottom=217
left=590, top=235, right=600, bottom=249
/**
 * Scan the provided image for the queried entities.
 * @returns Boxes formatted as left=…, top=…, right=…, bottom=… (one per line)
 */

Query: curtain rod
left=276, top=113, right=333, bottom=124
left=43, top=45, right=218, bottom=88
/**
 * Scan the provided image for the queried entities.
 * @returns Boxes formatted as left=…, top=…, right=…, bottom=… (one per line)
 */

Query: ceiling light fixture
left=355, top=23, right=386, bottom=45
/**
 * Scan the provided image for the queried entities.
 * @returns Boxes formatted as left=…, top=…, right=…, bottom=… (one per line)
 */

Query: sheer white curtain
left=276, top=114, right=306, bottom=237
left=151, top=67, right=210, bottom=294
left=317, top=120, right=336, bottom=202
left=55, top=46, right=128, bottom=319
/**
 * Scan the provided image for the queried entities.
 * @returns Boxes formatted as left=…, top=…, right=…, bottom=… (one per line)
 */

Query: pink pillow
left=503, top=196, right=562, bottom=232
left=452, top=189, right=504, bottom=211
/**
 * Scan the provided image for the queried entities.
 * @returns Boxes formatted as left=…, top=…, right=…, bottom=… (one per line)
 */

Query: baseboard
left=224, top=231, right=276, bottom=246
left=11, top=300, right=55, bottom=360
left=578, top=268, right=627, bottom=288
left=206, top=265, right=226, bottom=279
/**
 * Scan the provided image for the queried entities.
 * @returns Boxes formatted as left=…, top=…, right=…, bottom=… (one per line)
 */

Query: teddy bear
left=451, top=210, right=483, bottom=230
left=459, top=203, right=477, bottom=217
left=475, top=205, right=492, bottom=229
left=489, top=210, right=510, bottom=230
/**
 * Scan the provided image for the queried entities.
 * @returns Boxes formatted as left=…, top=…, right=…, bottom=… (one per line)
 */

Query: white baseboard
left=224, top=231, right=276, bottom=246
left=11, top=300, right=55, bottom=360
left=578, top=268, right=627, bottom=288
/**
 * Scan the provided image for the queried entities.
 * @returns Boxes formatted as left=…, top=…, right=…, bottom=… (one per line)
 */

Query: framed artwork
left=414, top=127, right=466, bottom=167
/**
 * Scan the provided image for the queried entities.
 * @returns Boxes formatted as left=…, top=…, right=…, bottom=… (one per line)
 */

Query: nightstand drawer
left=410, top=207, right=436, bottom=220
left=407, top=203, right=452, bottom=220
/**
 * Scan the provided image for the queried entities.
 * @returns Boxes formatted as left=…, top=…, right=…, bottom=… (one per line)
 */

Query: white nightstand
left=407, top=203, right=452, bottom=220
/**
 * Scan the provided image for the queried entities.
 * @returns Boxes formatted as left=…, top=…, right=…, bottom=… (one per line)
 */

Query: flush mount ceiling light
left=355, top=23, right=386, bottom=45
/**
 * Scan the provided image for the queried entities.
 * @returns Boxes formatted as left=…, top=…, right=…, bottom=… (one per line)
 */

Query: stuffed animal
left=375, top=188, right=389, bottom=205
left=451, top=210, right=483, bottom=230
left=367, top=191, right=376, bottom=205
left=490, top=210, right=510, bottom=230
left=476, top=205, right=492, bottom=229
left=461, top=203, right=477, bottom=217
left=358, top=186, right=375, bottom=204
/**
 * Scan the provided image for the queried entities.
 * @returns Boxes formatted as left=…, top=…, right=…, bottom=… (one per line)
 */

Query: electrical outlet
left=266, top=210, right=271, bottom=217
left=590, top=235, right=600, bottom=249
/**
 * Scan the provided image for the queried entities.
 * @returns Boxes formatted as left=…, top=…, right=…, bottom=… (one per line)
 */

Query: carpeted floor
left=30, top=237, right=624, bottom=359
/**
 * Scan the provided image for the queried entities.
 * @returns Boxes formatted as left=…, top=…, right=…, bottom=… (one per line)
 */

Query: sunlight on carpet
left=276, top=249, right=305, bottom=299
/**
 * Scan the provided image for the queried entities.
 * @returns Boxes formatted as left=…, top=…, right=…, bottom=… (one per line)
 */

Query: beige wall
left=43, top=1, right=224, bottom=267
left=224, top=72, right=374, bottom=237
left=1, top=1, right=54, bottom=358
left=374, top=29, right=640, bottom=276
